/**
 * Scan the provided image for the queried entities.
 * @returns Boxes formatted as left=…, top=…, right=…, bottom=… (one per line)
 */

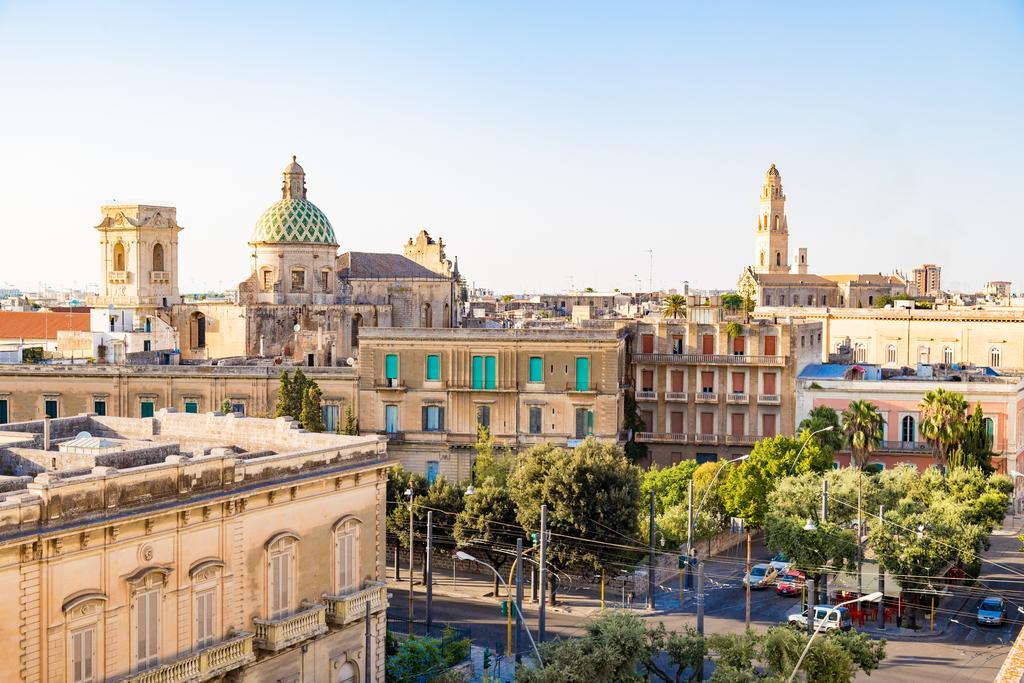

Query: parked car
left=977, top=597, right=1007, bottom=626
left=787, top=605, right=853, bottom=632
left=743, top=563, right=778, bottom=589
left=775, top=569, right=806, bottom=596
left=769, top=552, right=793, bottom=574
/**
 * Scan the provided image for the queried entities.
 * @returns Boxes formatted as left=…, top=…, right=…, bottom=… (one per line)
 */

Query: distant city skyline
left=0, top=1, right=1021, bottom=294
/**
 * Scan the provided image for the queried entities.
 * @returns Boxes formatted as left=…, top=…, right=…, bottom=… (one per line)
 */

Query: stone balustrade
left=115, top=631, right=255, bottom=683
left=253, top=604, right=328, bottom=652
left=323, top=580, right=389, bottom=626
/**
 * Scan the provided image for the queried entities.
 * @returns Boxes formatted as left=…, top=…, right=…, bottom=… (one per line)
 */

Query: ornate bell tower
left=94, top=204, right=182, bottom=308
left=753, top=164, right=790, bottom=274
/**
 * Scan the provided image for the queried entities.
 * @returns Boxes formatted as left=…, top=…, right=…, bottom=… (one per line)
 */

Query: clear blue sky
left=1, top=1, right=1021, bottom=294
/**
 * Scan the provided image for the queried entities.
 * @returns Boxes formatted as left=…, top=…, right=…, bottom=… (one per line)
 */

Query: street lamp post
left=786, top=592, right=883, bottom=683
left=789, top=425, right=834, bottom=475
left=455, top=551, right=544, bottom=667
left=405, top=486, right=415, bottom=633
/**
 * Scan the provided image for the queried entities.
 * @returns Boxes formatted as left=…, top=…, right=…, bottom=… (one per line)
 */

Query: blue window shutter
left=385, top=354, right=399, bottom=380
left=529, top=357, right=543, bottom=383
left=575, top=357, right=590, bottom=391
left=472, top=356, right=484, bottom=389
left=426, top=354, right=440, bottom=381
left=485, top=356, right=496, bottom=390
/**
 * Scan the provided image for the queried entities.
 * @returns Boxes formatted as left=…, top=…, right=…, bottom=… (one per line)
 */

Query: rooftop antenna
left=644, top=249, right=654, bottom=292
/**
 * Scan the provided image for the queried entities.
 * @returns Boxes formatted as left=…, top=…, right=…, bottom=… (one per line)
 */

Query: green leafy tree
left=951, top=404, right=995, bottom=473
left=622, top=392, right=648, bottom=463
left=724, top=321, right=743, bottom=340
left=299, top=384, right=324, bottom=432
left=388, top=475, right=466, bottom=577
left=919, top=387, right=968, bottom=471
left=386, top=628, right=471, bottom=682
left=219, top=398, right=233, bottom=414
left=509, top=441, right=642, bottom=602
left=765, top=515, right=857, bottom=600
left=274, top=370, right=293, bottom=417
left=661, top=294, right=687, bottom=319
left=721, top=293, right=745, bottom=313
left=453, top=478, right=520, bottom=596
left=797, top=406, right=844, bottom=453
left=341, top=402, right=360, bottom=435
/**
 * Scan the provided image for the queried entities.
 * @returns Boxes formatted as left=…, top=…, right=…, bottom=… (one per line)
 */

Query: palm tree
left=840, top=400, right=885, bottom=593
left=661, top=294, right=687, bottom=319
left=919, top=388, right=968, bottom=472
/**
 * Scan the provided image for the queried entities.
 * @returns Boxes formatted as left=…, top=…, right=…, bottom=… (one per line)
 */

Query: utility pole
left=877, top=505, right=885, bottom=630
left=696, top=561, right=705, bottom=681
left=407, top=490, right=415, bottom=633
left=648, top=490, right=656, bottom=610
left=539, top=504, right=547, bottom=642
left=515, top=538, right=524, bottom=664
left=364, top=600, right=372, bottom=683
left=821, top=478, right=828, bottom=604
left=425, top=511, right=433, bottom=629
left=745, top=527, right=752, bottom=628
left=645, top=249, right=654, bottom=292
left=685, top=478, right=694, bottom=590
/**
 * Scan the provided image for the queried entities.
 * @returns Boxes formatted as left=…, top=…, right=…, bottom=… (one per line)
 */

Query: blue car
left=977, top=597, right=1006, bottom=626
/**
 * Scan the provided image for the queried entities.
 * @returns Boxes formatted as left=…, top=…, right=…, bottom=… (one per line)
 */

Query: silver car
left=743, top=563, right=778, bottom=589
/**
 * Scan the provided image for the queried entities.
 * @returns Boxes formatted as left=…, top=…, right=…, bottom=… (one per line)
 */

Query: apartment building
left=796, top=362, right=1024, bottom=478
left=913, top=263, right=942, bottom=297
left=356, top=327, right=627, bottom=481
left=631, top=317, right=821, bottom=465
left=0, top=410, right=389, bottom=683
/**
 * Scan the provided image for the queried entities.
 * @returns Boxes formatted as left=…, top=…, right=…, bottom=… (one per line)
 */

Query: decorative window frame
left=189, top=558, right=225, bottom=651
left=265, top=532, right=300, bottom=619
left=332, top=516, right=362, bottom=595
left=63, top=591, right=107, bottom=683
left=126, top=566, right=171, bottom=673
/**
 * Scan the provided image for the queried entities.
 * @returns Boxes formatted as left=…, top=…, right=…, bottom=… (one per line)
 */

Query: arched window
left=776, top=252, right=781, bottom=267
left=113, top=242, right=125, bottom=271
left=764, top=294, right=771, bottom=306
left=266, top=534, right=298, bottom=619
left=990, top=347, right=1001, bottom=368
left=334, top=518, right=361, bottom=594
left=918, top=346, right=930, bottom=364
left=773, top=215, right=780, bottom=231
left=442, top=303, right=450, bottom=328
left=261, top=268, right=274, bottom=291
left=943, top=347, right=954, bottom=365
left=901, top=415, right=915, bottom=443
left=338, top=662, right=357, bottom=683
left=421, top=303, right=433, bottom=328
left=854, top=343, right=866, bottom=363
left=152, top=243, right=164, bottom=272
left=760, top=251, right=765, bottom=266
left=189, top=312, right=206, bottom=349
left=886, top=344, right=897, bottom=364
left=351, top=313, right=362, bottom=349
left=983, top=417, right=994, bottom=446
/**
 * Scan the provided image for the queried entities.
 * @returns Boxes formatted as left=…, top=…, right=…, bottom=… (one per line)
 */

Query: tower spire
left=282, top=155, right=307, bottom=200
left=753, top=164, right=790, bottom=274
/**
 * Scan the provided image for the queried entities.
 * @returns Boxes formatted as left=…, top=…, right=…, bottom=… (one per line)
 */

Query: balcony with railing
left=872, top=440, right=933, bottom=455
left=323, top=581, right=389, bottom=626
left=695, top=391, right=718, bottom=403
left=253, top=603, right=328, bottom=652
left=726, top=433, right=759, bottom=446
left=633, top=353, right=785, bottom=367
left=445, top=380, right=516, bottom=392
left=694, top=433, right=719, bottom=444
left=374, top=379, right=407, bottom=391
left=115, top=631, right=255, bottom=683
left=636, top=432, right=688, bottom=444
left=757, top=394, right=781, bottom=405
left=635, top=390, right=658, bottom=401
left=665, top=392, right=688, bottom=402
left=726, top=392, right=749, bottom=404
left=150, top=271, right=171, bottom=284
left=565, top=382, right=598, bottom=394
left=108, top=270, right=129, bottom=284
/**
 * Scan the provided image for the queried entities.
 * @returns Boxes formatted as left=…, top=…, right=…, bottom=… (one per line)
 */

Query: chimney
left=43, top=417, right=51, bottom=451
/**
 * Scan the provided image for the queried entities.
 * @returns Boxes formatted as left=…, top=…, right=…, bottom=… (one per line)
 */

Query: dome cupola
left=250, top=156, right=337, bottom=245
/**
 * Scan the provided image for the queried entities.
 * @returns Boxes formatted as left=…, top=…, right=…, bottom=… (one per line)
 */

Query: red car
left=775, top=570, right=806, bottom=596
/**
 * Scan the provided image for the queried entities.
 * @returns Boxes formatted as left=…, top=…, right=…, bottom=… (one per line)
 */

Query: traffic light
left=483, top=647, right=491, bottom=670
left=530, top=532, right=539, bottom=547
left=500, top=600, right=509, bottom=616
left=678, top=554, right=686, bottom=569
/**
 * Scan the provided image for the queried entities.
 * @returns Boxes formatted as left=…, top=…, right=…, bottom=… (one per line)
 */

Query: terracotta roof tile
left=0, top=311, right=90, bottom=340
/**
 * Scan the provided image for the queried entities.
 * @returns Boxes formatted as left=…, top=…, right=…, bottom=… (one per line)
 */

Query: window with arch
left=901, top=415, right=916, bottom=443
left=63, top=592, right=107, bottom=683
left=267, top=534, right=298, bottom=619
left=320, top=269, right=331, bottom=293
left=776, top=252, right=782, bottom=267
left=152, top=243, right=164, bottom=272
left=854, top=343, right=866, bottom=363
left=334, top=518, right=361, bottom=594
left=261, top=268, right=274, bottom=290
left=759, top=251, right=765, bottom=266
left=421, top=302, right=433, bottom=328
left=943, top=347, right=954, bottom=365
left=338, top=662, right=358, bottom=683
left=990, top=347, right=1001, bottom=368
left=773, top=215, right=780, bottom=230
left=291, top=269, right=306, bottom=292
left=918, top=346, right=930, bottom=364
left=128, top=569, right=170, bottom=673
left=983, top=417, right=994, bottom=446
left=442, top=302, right=450, bottom=328
left=113, top=242, right=126, bottom=272
left=189, top=559, right=224, bottom=651
left=886, top=344, right=897, bottom=364
left=807, top=295, right=813, bottom=305
left=764, top=294, right=771, bottom=306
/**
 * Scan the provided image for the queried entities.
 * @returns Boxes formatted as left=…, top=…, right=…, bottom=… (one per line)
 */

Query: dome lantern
left=250, top=157, right=337, bottom=245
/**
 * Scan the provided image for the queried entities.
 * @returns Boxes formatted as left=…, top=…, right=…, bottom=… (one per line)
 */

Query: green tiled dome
left=251, top=198, right=336, bottom=245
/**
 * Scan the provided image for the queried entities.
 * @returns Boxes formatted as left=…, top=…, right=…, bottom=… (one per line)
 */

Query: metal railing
left=726, top=392, right=749, bottom=404
left=633, top=353, right=785, bottom=366
left=665, top=392, right=687, bottom=402
left=694, top=434, right=719, bottom=444
left=635, top=432, right=688, bottom=444
left=114, top=631, right=255, bottom=683
left=253, top=604, right=328, bottom=652
left=726, top=434, right=759, bottom=445
left=873, top=440, right=933, bottom=454
left=635, top=390, right=658, bottom=401
left=374, top=379, right=407, bottom=390
left=695, top=391, right=718, bottom=402
left=757, top=394, right=781, bottom=405
left=323, top=581, right=388, bottom=626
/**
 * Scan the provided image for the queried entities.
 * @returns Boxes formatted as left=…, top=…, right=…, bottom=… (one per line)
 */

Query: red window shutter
left=702, top=334, right=714, bottom=354
left=763, top=414, right=776, bottom=437
left=641, top=370, right=654, bottom=391
left=764, top=335, right=777, bottom=356
left=731, top=372, right=744, bottom=393
left=671, top=371, right=684, bottom=392
left=733, top=335, right=745, bottom=354
left=671, top=411, right=684, bottom=433
left=641, top=334, right=654, bottom=354
left=700, top=412, right=714, bottom=434
left=701, top=371, right=714, bottom=391
left=731, top=413, right=745, bottom=436
left=763, top=372, right=776, bottom=395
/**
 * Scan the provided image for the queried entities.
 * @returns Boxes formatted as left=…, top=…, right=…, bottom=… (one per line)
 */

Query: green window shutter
left=472, top=356, right=484, bottom=390
left=385, top=354, right=399, bottom=380
left=575, top=357, right=590, bottom=391
left=45, top=400, right=58, bottom=419
left=529, top=357, right=543, bottom=383
left=437, top=407, right=445, bottom=431
left=94, top=401, right=106, bottom=416
left=141, top=401, right=154, bottom=418
left=422, top=406, right=429, bottom=430
left=184, top=401, right=198, bottom=414
left=0, top=399, right=7, bottom=424
left=426, top=354, right=440, bottom=381
left=586, top=409, right=594, bottom=435
left=484, top=356, right=496, bottom=390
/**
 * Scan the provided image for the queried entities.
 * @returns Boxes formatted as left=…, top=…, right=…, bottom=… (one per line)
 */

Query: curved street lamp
left=786, top=591, right=883, bottom=683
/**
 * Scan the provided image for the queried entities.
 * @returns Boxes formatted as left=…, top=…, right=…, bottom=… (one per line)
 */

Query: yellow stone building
left=0, top=410, right=389, bottom=683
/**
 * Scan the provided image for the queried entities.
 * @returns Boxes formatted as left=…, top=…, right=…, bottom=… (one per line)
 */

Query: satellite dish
left=75, top=431, right=92, bottom=439
left=293, top=324, right=301, bottom=332
left=346, top=357, right=355, bottom=366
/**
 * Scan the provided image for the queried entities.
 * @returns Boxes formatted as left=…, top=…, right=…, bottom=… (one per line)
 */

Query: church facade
left=93, top=157, right=463, bottom=364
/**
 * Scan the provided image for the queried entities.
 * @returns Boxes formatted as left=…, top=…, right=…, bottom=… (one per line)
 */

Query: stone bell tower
left=753, top=164, right=790, bottom=274
left=94, top=204, right=182, bottom=308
